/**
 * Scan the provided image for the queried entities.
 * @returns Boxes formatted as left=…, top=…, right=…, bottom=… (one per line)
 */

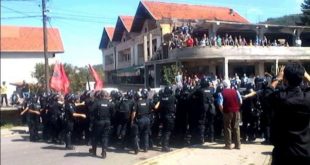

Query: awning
left=116, top=65, right=144, bottom=77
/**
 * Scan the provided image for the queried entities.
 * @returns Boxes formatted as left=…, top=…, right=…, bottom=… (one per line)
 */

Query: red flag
left=88, top=64, right=103, bottom=90
left=50, top=61, right=63, bottom=92
left=60, top=63, right=70, bottom=94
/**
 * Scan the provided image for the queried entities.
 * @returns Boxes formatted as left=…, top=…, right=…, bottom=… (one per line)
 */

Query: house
left=99, top=1, right=310, bottom=88
left=0, top=25, right=64, bottom=98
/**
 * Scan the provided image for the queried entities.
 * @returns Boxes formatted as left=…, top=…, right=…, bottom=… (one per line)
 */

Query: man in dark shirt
left=267, top=63, right=310, bottom=165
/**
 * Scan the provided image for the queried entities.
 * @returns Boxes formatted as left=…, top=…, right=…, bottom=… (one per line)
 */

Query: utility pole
left=42, top=0, right=50, bottom=92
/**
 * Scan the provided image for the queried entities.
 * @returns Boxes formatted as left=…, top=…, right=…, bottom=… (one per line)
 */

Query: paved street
left=1, top=127, right=273, bottom=165
left=0, top=127, right=164, bottom=165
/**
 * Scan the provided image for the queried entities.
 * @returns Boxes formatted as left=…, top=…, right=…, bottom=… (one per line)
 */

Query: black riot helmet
left=65, top=93, right=76, bottom=103
left=141, top=89, right=148, bottom=99
left=200, top=78, right=210, bottom=88
left=134, top=91, right=141, bottom=100
left=126, top=90, right=134, bottom=99
left=164, top=86, right=173, bottom=96
left=30, top=93, right=38, bottom=103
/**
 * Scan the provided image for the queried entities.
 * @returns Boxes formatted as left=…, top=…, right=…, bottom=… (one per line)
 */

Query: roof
left=99, top=27, right=115, bottom=49
left=1, top=25, right=64, bottom=53
left=141, top=1, right=249, bottom=23
left=112, top=16, right=134, bottom=41
left=120, top=16, right=134, bottom=32
left=105, top=27, right=115, bottom=40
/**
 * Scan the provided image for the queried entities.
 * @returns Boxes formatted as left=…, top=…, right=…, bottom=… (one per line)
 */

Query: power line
left=1, top=15, right=41, bottom=19
left=1, top=5, right=31, bottom=16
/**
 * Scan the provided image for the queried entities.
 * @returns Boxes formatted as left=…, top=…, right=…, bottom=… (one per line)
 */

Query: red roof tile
left=141, top=1, right=249, bottom=23
left=120, top=16, right=134, bottom=32
left=1, top=25, right=64, bottom=53
left=105, top=27, right=115, bottom=40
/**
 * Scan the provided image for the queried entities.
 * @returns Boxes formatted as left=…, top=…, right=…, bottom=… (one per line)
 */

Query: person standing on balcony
left=186, top=35, right=194, bottom=47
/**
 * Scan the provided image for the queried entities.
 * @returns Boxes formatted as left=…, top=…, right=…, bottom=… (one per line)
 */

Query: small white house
left=0, top=25, right=64, bottom=98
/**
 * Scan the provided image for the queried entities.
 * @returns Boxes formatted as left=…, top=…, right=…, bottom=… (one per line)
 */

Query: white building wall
left=0, top=52, right=57, bottom=98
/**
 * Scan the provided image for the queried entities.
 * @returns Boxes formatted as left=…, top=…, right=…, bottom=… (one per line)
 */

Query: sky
left=1, top=0, right=304, bottom=66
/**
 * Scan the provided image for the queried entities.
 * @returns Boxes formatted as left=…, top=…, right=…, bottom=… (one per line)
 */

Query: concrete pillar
left=102, top=50, right=105, bottom=69
left=149, top=33, right=153, bottom=60
left=130, top=47, right=134, bottom=66
left=143, top=35, right=148, bottom=62
left=115, top=50, right=119, bottom=69
left=134, top=44, right=138, bottom=65
left=224, top=58, right=229, bottom=80
left=144, top=65, right=149, bottom=88
left=156, top=36, right=161, bottom=49
left=208, top=23, right=219, bottom=39
left=258, top=61, right=265, bottom=77
left=292, top=29, right=303, bottom=46
left=154, top=64, right=161, bottom=88
left=275, top=59, right=279, bottom=75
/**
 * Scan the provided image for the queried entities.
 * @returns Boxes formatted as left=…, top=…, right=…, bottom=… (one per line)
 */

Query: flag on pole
left=50, top=61, right=63, bottom=92
left=50, top=61, right=70, bottom=94
left=88, top=64, right=103, bottom=90
left=60, top=63, right=70, bottom=94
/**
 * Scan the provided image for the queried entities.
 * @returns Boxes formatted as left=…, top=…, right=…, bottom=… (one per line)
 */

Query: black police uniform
left=132, top=99, right=151, bottom=153
left=27, top=101, right=41, bottom=141
left=47, top=100, right=63, bottom=142
left=116, top=97, right=134, bottom=146
left=39, top=95, right=49, bottom=141
left=64, top=102, right=76, bottom=149
left=90, top=98, right=114, bottom=157
left=174, top=86, right=190, bottom=146
left=159, top=93, right=176, bottom=151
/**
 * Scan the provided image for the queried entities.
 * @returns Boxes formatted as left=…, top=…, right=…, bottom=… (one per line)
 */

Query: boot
left=89, top=147, right=96, bottom=156
left=101, top=150, right=107, bottom=159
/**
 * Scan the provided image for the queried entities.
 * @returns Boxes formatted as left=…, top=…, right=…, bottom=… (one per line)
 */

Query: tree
left=162, top=64, right=180, bottom=85
left=301, top=0, right=310, bottom=25
left=32, top=63, right=104, bottom=93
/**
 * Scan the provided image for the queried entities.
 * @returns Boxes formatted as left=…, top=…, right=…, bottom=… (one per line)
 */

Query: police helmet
left=30, top=93, right=38, bottom=103
left=126, top=90, right=134, bottom=99
left=200, top=78, right=210, bottom=88
left=141, top=89, right=148, bottom=99
left=134, top=91, right=142, bottom=100
left=164, top=86, right=173, bottom=96
left=65, top=93, right=76, bottom=103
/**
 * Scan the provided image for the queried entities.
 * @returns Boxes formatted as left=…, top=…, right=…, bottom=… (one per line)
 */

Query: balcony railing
left=155, top=46, right=310, bottom=61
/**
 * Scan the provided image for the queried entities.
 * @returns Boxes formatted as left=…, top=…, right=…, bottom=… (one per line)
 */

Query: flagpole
left=86, top=65, right=91, bottom=90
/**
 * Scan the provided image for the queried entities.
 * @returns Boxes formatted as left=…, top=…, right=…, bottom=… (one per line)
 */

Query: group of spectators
left=169, top=24, right=291, bottom=50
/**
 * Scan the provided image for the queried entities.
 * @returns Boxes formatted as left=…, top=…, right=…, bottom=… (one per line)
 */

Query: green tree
left=32, top=63, right=104, bottom=93
left=162, top=64, right=180, bottom=85
left=301, top=0, right=310, bottom=25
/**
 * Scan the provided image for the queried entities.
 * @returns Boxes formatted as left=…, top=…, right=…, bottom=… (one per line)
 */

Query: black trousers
left=162, top=114, right=175, bottom=148
left=65, top=121, right=74, bottom=148
left=1, top=94, right=8, bottom=106
left=28, top=118, right=40, bottom=141
left=92, top=120, right=111, bottom=152
left=133, top=117, right=150, bottom=150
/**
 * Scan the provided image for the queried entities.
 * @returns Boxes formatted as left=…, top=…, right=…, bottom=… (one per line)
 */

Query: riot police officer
left=158, top=86, right=176, bottom=152
left=47, top=94, right=63, bottom=143
left=20, top=94, right=41, bottom=142
left=64, top=93, right=86, bottom=150
left=131, top=89, right=152, bottom=154
left=116, top=90, right=134, bottom=148
left=88, top=91, right=114, bottom=159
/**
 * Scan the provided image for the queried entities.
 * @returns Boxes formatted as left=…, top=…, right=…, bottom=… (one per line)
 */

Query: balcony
left=117, top=61, right=131, bottom=69
left=166, top=46, right=310, bottom=61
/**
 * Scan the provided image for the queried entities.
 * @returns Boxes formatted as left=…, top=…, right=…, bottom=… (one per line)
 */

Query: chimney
left=229, top=9, right=234, bottom=16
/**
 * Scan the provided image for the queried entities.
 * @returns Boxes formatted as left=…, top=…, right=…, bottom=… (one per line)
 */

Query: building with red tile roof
left=1, top=25, right=64, bottom=98
left=99, top=1, right=310, bottom=88
left=99, top=27, right=115, bottom=49
left=1, top=25, right=64, bottom=53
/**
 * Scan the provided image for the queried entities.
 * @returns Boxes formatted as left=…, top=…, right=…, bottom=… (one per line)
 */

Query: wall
left=0, top=52, right=57, bottom=98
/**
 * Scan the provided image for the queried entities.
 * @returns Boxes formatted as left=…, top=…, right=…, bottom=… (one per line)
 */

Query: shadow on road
left=64, top=152, right=92, bottom=157
left=261, top=151, right=272, bottom=155
left=41, top=145, right=68, bottom=150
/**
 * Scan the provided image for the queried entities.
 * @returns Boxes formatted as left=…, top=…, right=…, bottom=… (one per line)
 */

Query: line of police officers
left=19, top=77, right=270, bottom=159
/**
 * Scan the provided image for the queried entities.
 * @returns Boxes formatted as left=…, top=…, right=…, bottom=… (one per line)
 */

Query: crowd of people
left=18, top=62, right=310, bottom=164
left=169, top=24, right=291, bottom=50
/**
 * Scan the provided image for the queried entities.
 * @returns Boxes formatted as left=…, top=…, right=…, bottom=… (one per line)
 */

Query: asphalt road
left=1, top=130, right=164, bottom=165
